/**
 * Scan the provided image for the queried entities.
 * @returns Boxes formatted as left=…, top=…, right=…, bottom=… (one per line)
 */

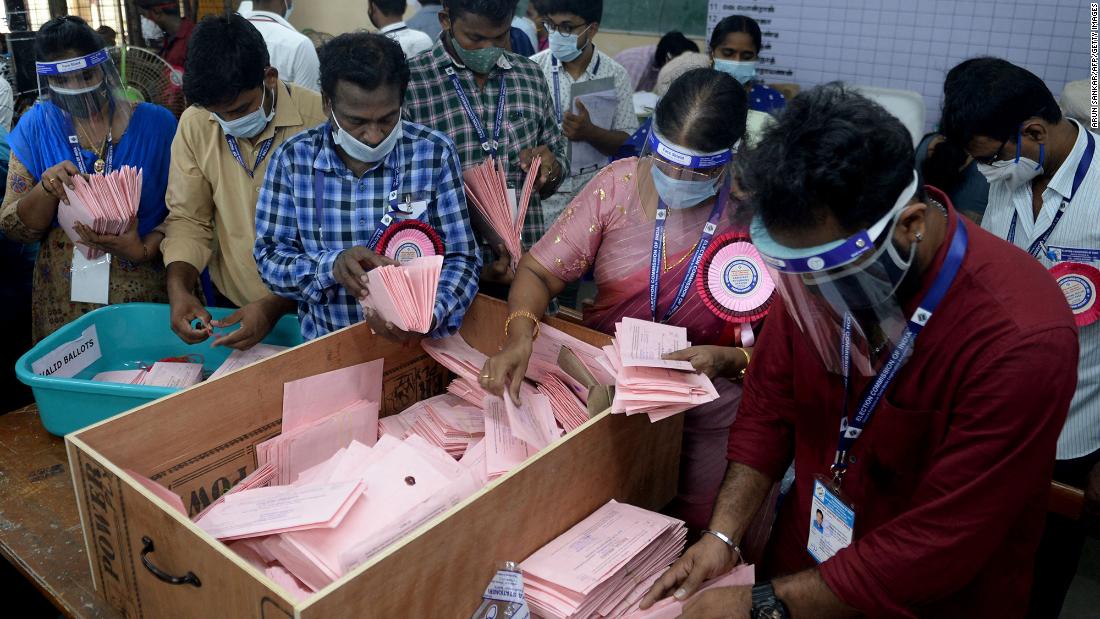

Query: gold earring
left=914, top=231, right=924, bottom=242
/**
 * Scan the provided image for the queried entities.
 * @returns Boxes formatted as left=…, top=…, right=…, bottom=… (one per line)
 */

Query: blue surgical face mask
left=714, top=58, right=757, bottom=85
left=216, top=86, right=274, bottom=139
left=331, top=113, right=402, bottom=164
left=650, top=165, right=721, bottom=209
left=548, top=27, right=589, bottom=63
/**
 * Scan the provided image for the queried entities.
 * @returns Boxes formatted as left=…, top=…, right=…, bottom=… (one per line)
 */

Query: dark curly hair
left=183, top=14, right=270, bottom=108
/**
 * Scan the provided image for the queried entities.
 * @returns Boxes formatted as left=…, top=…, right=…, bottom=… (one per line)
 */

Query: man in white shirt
left=244, top=0, right=320, bottom=90
left=406, top=0, right=443, bottom=41
left=530, top=0, right=637, bottom=223
left=943, top=57, right=1100, bottom=619
left=369, top=0, right=433, bottom=59
left=0, top=75, right=13, bottom=132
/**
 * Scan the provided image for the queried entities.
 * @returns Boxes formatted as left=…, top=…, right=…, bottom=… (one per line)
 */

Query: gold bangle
left=505, top=310, right=541, bottom=341
left=734, top=347, right=751, bottom=381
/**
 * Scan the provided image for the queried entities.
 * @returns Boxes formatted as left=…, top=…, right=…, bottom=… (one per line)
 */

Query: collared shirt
left=246, top=10, right=320, bottom=90
left=404, top=38, right=569, bottom=252
left=254, top=121, right=481, bottom=341
left=160, top=18, right=195, bottom=69
left=729, top=195, right=1079, bottom=618
left=161, top=82, right=327, bottom=307
left=406, top=5, right=444, bottom=41
left=982, top=119, right=1100, bottom=459
left=530, top=47, right=639, bottom=146
left=380, top=21, right=434, bottom=60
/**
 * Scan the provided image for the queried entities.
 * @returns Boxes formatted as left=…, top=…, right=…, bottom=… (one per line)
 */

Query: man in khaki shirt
left=162, top=14, right=325, bottom=349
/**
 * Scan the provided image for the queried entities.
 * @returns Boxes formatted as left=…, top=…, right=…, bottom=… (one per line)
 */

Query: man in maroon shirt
left=641, top=85, right=1079, bottom=618
left=134, top=0, right=196, bottom=69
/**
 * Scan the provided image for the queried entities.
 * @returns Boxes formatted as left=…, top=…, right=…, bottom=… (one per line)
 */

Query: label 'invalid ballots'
left=32, top=325, right=101, bottom=378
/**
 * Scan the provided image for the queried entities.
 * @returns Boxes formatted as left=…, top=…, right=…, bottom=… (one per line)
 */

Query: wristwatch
left=751, top=582, right=790, bottom=619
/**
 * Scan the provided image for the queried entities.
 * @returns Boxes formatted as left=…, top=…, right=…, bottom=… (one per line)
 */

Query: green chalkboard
left=518, top=0, right=708, bottom=37
left=600, top=0, right=708, bottom=37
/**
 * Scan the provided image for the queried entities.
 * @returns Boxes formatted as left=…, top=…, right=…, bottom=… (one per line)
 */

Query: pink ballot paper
left=520, top=500, right=687, bottom=619
left=360, top=255, right=443, bottom=333
left=615, top=318, right=695, bottom=371
left=484, top=397, right=536, bottom=480
left=59, top=166, right=143, bottom=260
left=621, top=564, right=756, bottom=618
left=281, top=359, right=383, bottom=432
left=464, top=156, right=540, bottom=271
left=602, top=336, right=720, bottom=422
left=125, top=470, right=187, bottom=516
left=503, top=391, right=560, bottom=450
left=194, top=480, right=364, bottom=540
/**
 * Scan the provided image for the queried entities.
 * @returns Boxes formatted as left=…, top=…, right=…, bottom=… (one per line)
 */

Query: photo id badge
left=71, top=248, right=111, bottom=305
left=807, top=475, right=855, bottom=564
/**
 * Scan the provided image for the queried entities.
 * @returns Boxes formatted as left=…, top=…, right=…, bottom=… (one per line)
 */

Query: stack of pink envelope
left=91, top=360, right=204, bottom=387
left=58, top=165, right=142, bottom=260
left=256, top=359, right=384, bottom=485
left=520, top=500, right=687, bottom=619
left=208, top=343, right=288, bottom=380
left=537, top=373, right=588, bottom=432
left=597, top=319, right=720, bottom=422
left=464, top=156, right=541, bottom=271
left=379, top=393, right=485, bottom=458
left=620, top=564, right=756, bottom=618
left=360, top=255, right=443, bottom=333
left=423, top=334, right=539, bottom=407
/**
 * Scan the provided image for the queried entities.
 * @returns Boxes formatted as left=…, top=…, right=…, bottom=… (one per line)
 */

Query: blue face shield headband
left=644, top=129, right=736, bottom=209
left=750, top=172, right=921, bottom=376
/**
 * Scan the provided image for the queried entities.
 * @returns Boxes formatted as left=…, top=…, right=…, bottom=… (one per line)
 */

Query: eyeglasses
left=541, top=20, right=592, bottom=36
left=973, top=136, right=1011, bottom=166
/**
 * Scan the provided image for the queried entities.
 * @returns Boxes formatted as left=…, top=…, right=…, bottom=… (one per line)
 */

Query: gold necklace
left=75, top=119, right=112, bottom=174
left=661, top=233, right=698, bottom=272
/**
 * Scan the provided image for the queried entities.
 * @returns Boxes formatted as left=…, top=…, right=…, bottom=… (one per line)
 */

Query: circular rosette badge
left=376, top=219, right=444, bottom=265
left=1050, top=262, right=1100, bottom=327
left=697, top=232, right=776, bottom=322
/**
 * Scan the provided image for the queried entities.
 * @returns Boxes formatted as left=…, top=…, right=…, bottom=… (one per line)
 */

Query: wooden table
left=0, top=405, right=121, bottom=619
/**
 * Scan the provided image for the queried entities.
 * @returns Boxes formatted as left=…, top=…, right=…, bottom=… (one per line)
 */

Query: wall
left=285, top=1, right=705, bottom=57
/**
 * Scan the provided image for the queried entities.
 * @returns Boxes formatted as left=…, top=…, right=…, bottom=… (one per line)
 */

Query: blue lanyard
left=1007, top=130, right=1095, bottom=258
left=313, top=135, right=402, bottom=250
left=225, top=134, right=276, bottom=179
left=832, top=220, right=969, bottom=483
left=551, top=54, right=600, bottom=125
left=445, top=66, right=507, bottom=158
left=65, top=116, right=114, bottom=175
left=648, top=185, right=729, bottom=323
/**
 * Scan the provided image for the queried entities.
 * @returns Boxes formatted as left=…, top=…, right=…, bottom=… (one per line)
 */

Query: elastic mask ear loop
left=1036, top=143, right=1045, bottom=170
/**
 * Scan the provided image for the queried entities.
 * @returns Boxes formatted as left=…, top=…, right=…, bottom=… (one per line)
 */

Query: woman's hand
left=38, top=161, right=82, bottom=205
left=74, top=220, right=147, bottom=263
left=481, top=337, right=534, bottom=403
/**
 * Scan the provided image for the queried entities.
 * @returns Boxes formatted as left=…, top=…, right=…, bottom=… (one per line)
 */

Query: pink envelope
left=125, top=469, right=187, bottom=516
left=503, top=392, right=559, bottom=450
left=621, top=564, right=756, bottom=618
left=282, top=359, right=384, bottom=433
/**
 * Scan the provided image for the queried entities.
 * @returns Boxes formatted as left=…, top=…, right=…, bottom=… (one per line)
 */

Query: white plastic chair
left=852, top=85, right=927, bottom=146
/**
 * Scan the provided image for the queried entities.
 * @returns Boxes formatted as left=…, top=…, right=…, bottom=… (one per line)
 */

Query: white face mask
left=331, top=113, right=402, bottom=163
left=976, top=144, right=1045, bottom=189
left=216, top=86, right=275, bottom=139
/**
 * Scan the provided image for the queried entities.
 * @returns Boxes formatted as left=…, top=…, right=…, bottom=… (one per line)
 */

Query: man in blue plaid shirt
left=254, top=32, right=480, bottom=341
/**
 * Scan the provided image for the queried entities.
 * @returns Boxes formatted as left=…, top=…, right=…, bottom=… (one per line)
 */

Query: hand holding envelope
left=359, top=255, right=443, bottom=334
left=58, top=165, right=142, bottom=260
left=464, top=156, right=541, bottom=272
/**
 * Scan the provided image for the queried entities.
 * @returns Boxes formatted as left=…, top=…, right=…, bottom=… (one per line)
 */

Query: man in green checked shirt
left=404, top=0, right=569, bottom=294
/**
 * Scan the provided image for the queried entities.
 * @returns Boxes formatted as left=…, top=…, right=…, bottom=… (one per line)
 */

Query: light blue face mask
left=331, top=113, right=402, bottom=164
left=713, top=58, right=757, bottom=85
left=216, top=86, right=274, bottom=139
left=548, top=26, right=590, bottom=62
left=649, top=165, right=721, bottom=210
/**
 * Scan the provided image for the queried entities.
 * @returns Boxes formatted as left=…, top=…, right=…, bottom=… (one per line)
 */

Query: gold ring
left=480, top=373, right=490, bottom=380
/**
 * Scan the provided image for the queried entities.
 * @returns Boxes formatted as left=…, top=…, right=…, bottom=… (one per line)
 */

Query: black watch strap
left=751, top=582, right=790, bottom=619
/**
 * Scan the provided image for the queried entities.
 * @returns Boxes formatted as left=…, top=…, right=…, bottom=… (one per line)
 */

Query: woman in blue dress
left=0, top=16, right=177, bottom=342
left=709, top=15, right=787, bottom=115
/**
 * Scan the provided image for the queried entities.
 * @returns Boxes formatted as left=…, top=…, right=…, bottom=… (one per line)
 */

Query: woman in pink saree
left=482, top=69, right=760, bottom=529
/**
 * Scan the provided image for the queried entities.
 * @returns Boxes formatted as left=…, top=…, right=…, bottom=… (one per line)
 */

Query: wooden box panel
left=67, top=296, right=682, bottom=618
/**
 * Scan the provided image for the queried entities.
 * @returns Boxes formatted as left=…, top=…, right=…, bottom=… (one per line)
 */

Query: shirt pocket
left=861, top=398, right=940, bottom=492
left=506, top=104, right=542, bottom=157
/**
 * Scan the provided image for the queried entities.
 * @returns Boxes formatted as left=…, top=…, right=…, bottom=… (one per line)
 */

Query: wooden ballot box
left=65, top=295, right=683, bottom=618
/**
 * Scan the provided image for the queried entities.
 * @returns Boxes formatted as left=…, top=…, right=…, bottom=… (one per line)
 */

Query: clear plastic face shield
left=37, top=49, right=133, bottom=126
left=635, top=125, right=739, bottom=213
left=750, top=172, right=921, bottom=376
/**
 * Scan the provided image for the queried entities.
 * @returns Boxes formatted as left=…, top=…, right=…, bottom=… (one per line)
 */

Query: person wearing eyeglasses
left=942, top=57, right=1100, bottom=619
left=529, top=0, right=636, bottom=224
left=641, top=83, right=1077, bottom=619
